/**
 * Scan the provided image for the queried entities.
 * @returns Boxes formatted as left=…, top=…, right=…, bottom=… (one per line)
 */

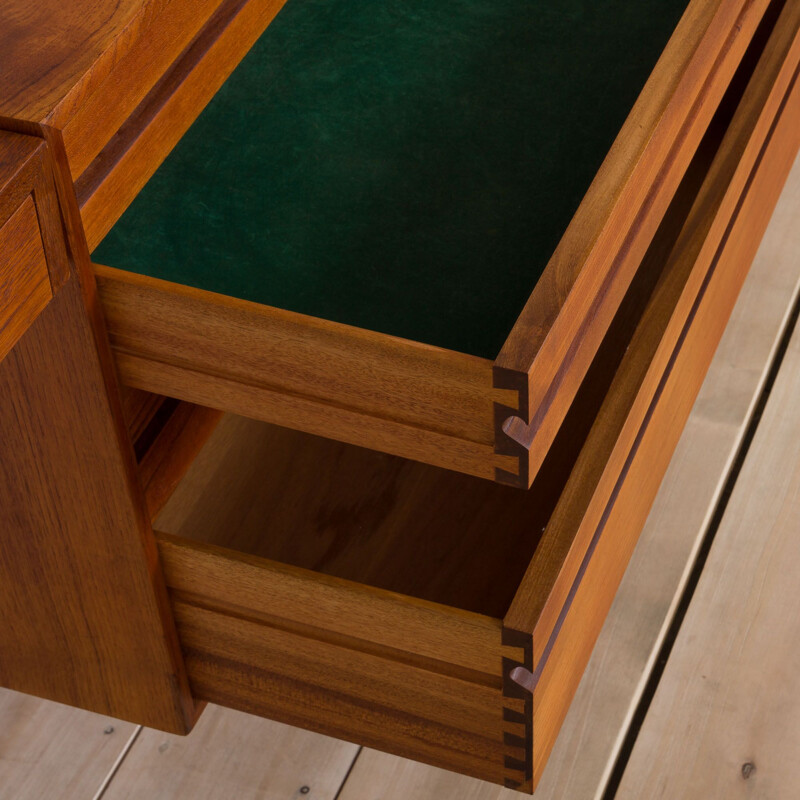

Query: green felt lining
left=93, top=0, right=688, bottom=359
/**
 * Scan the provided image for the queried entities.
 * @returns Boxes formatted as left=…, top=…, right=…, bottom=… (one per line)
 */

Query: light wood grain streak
left=0, top=196, right=52, bottom=362
left=95, top=265, right=511, bottom=479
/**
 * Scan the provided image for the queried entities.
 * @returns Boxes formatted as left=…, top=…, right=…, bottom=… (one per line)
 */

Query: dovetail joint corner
left=493, top=365, right=530, bottom=488
left=502, top=626, right=533, bottom=792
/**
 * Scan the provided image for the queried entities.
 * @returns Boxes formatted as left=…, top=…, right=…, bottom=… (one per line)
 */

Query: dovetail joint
left=493, top=365, right=530, bottom=488
left=502, top=626, right=533, bottom=792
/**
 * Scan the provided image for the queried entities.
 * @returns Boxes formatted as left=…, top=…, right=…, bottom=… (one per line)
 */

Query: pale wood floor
left=2, top=155, right=800, bottom=800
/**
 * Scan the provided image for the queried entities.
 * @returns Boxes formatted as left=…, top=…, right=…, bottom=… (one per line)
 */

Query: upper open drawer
left=82, top=0, right=772, bottom=486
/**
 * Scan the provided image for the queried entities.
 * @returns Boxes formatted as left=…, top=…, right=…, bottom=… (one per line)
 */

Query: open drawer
left=128, top=8, right=800, bottom=787
left=83, top=0, right=775, bottom=488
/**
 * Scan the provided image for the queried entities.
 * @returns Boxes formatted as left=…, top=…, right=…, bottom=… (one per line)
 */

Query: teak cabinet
left=1, top=0, right=799, bottom=792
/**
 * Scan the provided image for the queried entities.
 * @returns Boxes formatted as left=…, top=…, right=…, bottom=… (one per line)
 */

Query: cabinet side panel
left=0, top=130, right=196, bottom=732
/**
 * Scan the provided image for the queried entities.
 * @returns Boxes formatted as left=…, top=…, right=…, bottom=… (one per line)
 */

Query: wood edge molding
left=492, top=0, right=768, bottom=489
left=515, top=0, right=800, bottom=665
left=155, top=531, right=503, bottom=680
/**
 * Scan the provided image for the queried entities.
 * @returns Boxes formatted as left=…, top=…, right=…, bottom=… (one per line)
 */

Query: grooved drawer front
left=0, top=196, right=52, bottom=363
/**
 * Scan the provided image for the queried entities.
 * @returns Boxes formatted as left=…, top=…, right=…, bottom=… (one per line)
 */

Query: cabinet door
left=0, top=129, right=197, bottom=733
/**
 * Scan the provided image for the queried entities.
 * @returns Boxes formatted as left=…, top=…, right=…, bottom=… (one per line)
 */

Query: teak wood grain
left=510, top=0, right=800, bottom=654
left=150, top=62, right=798, bottom=777
left=78, top=0, right=768, bottom=487
left=329, top=158, right=800, bottom=797
left=0, top=196, right=51, bottom=362
left=0, top=131, right=69, bottom=360
left=156, top=534, right=505, bottom=785
left=0, top=128, right=197, bottom=733
left=533, top=146, right=800, bottom=799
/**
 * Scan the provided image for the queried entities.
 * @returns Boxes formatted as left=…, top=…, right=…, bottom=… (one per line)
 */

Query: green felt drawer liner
left=93, top=0, right=688, bottom=359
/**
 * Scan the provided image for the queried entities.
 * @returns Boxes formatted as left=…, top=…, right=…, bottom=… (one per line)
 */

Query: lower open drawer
left=129, top=8, right=800, bottom=794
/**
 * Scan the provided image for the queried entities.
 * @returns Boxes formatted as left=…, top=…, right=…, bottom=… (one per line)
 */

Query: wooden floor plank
left=335, top=152, right=800, bottom=800
left=0, top=688, right=137, bottom=800
left=100, top=704, right=359, bottom=800
left=615, top=197, right=800, bottom=800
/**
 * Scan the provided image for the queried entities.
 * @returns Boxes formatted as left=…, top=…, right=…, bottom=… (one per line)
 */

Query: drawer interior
left=91, top=0, right=687, bottom=359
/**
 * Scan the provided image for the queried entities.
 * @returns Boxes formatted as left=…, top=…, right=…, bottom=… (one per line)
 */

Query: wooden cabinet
left=1, top=0, right=799, bottom=793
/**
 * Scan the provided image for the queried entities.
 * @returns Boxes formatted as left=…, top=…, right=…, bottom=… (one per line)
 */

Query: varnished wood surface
left=499, top=7, right=800, bottom=787
left=0, top=274, right=196, bottom=732
left=533, top=62, right=800, bottom=796
left=0, top=0, right=775, bottom=489
left=534, top=147, right=800, bottom=798
left=328, top=152, right=800, bottom=797
left=495, top=0, right=769, bottom=488
left=157, top=533, right=502, bottom=679
left=139, top=402, right=222, bottom=518
left=171, top=596, right=505, bottom=786
left=0, top=197, right=51, bottom=362
left=96, top=264, right=517, bottom=481
left=154, top=412, right=568, bottom=618
left=145, top=21, right=800, bottom=779
left=0, top=130, right=69, bottom=360
left=0, top=130, right=196, bottom=733
left=510, top=0, right=800, bottom=650
left=542, top=54, right=798, bottom=799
